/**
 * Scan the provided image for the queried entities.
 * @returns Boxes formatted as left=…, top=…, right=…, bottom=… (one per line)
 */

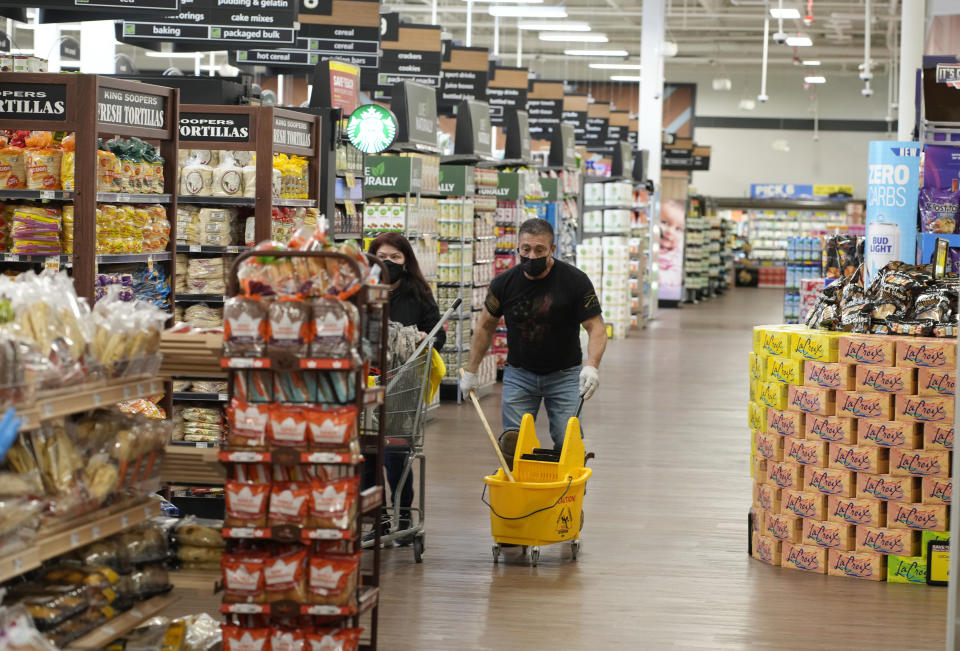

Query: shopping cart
left=483, top=398, right=592, bottom=567
left=363, top=298, right=460, bottom=563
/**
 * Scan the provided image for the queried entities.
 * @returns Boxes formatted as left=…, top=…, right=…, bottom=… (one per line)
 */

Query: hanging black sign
left=0, top=30, right=10, bottom=53
left=606, top=123, right=628, bottom=149
left=585, top=116, right=608, bottom=150
left=36, top=0, right=181, bottom=24
left=562, top=109, right=587, bottom=145
left=274, top=116, right=313, bottom=148
left=59, top=36, right=80, bottom=61
left=180, top=112, right=251, bottom=143
left=74, top=0, right=177, bottom=7
left=375, top=50, right=442, bottom=100
left=0, top=83, right=67, bottom=121
left=527, top=98, right=562, bottom=137
left=97, top=86, right=166, bottom=129
left=488, top=87, right=527, bottom=126
left=439, top=69, right=487, bottom=114
left=392, top=81, right=439, bottom=151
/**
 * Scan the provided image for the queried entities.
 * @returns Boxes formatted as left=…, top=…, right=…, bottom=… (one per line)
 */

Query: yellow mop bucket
left=483, top=412, right=592, bottom=548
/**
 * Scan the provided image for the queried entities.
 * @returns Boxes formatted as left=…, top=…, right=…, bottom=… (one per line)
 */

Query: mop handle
left=460, top=368, right=516, bottom=482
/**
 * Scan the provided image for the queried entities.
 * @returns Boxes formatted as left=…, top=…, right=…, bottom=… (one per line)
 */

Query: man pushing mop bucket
left=458, top=218, right=607, bottom=565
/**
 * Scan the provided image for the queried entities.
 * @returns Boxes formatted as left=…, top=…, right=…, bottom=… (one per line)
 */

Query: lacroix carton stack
left=749, top=326, right=953, bottom=583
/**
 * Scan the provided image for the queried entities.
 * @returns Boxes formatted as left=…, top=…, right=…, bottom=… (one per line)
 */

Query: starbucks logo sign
left=346, top=104, right=398, bottom=154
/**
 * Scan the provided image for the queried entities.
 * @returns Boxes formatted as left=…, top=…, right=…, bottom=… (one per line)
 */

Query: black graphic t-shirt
left=485, top=259, right=602, bottom=374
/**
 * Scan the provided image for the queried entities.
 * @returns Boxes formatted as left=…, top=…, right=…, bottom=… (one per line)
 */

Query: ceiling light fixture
left=540, top=32, right=607, bottom=42
left=802, top=60, right=821, bottom=65
left=786, top=35, right=813, bottom=46
left=463, top=0, right=543, bottom=3
left=589, top=62, right=642, bottom=70
left=488, top=5, right=566, bottom=17
left=610, top=75, right=642, bottom=82
left=770, top=7, right=801, bottom=19
left=564, top=49, right=628, bottom=57
left=804, top=75, right=826, bottom=83
left=518, top=21, right=590, bottom=31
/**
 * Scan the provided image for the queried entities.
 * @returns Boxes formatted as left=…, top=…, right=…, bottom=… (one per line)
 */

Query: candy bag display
left=920, top=187, right=960, bottom=234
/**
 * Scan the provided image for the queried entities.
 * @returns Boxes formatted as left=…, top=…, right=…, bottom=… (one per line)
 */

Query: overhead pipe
left=860, top=0, right=872, bottom=97
left=758, top=3, right=770, bottom=103
left=465, top=0, right=473, bottom=46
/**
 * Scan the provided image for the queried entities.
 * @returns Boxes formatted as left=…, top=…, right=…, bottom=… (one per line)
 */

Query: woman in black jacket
left=369, top=232, right=444, bottom=543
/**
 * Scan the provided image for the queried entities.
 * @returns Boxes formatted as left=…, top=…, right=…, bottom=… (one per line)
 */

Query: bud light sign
left=865, top=141, right=920, bottom=285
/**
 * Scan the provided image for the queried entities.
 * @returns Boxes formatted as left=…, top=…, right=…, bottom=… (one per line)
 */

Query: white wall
left=688, top=127, right=891, bottom=198
left=667, top=66, right=894, bottom=120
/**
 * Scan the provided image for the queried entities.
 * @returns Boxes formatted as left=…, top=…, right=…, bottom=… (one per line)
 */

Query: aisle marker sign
left=865, top=140, right=921, bottom=285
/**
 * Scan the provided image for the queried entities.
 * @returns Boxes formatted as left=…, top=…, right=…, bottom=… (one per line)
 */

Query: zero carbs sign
left=346, top=104, right=398, bottom=154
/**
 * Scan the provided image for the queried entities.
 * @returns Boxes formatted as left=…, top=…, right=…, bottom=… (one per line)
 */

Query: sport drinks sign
left=865, top=141, right=920, bottom=285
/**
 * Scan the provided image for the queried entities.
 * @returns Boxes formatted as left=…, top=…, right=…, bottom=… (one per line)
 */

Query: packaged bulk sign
left=750, top=325, right=953, bottom=583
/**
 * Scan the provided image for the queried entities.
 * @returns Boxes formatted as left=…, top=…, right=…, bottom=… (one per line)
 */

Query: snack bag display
left=307, top=553, right=361, bottom=606
left=60, top=133, right=75, bottom=191
left=0, top=144, right=26, bottom=189
left=263, top=548, right=308, bottom=603
left=309, top=476, right=359, bottom=529
left=227, top=399, right=270, bottom=448
left=920, top=187, right=960, bottom=234
left=225, top=477, right=270, bottom=528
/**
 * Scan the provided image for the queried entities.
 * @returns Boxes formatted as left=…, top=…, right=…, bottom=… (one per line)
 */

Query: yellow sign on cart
left=927, top=540, right=950, bottom=585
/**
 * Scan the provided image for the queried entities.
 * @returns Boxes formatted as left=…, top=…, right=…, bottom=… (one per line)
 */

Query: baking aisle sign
left=865, top=141, right=920, bottom=285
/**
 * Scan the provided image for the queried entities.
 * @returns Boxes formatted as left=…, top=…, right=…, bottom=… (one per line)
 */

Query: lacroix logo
left=808, top=364, right=840, bottom=387
left=930, top=426, right=954, bottom=448
left=902, top=344, right=948, bottom=367
left=927, top=480, right=952, bottom=504
left=786, top=546, right=821, bottom=571
left=757, top=486, right=773, bottom=511
left=757, top=435, right=776, bottom=460
left=833, top=447, right=873, bottom=471
left=785, top=493, right=818, bottom=518
left=924, top=371, right=955, bottom=395
left=755, top=536, right=775, bottom=563
left=788, top=441, right=820, bottom=465
left=840, top=394, right=883, bottom=418
left=794, top=336, right=825, bottom=360
left=895, top=453, right=943, bottom=476
left=807, top=469, right=843, bottom=494
left=861, top=476, right=904, bottom=500
left=791, top=389, right=822, bottom=412
left=769, top=412, right=798, bottom=437
left=833, top=554, right=874, bottom=578
left=892, top=505, right=940, bottom=529
left=762, top=333, right=786, bottom=356
left=833, top=500, right=873, bottom=525
left=900, top=398, right=947, bottom=422
left=769, top=360, right=797, bottom=383
left=862, top=422, right=905, bottom=447
left=892, top=560, right=926, bottom=583
left=843, top=341, right=885, bottom=364
left=760, top=384, right=783, bottom=406
left=861, top=530, right=904, bottom=554
left=769, top=464, right=795, bottom=488
left=808, top=417, right=845, bottom=442
left=806, top=523, right=840, bottom=547
left=768, top=517, right=791, bottom=540
left=861, top=369, right=904, bottom=393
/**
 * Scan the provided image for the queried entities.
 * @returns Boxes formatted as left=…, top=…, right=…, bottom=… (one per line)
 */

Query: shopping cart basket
left=362, top=299, right=460, bottom=562
left=483, top=400, right=591, bottom=567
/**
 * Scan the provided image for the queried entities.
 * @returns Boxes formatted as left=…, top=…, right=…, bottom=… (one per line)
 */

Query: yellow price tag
left=345, top=173, right=356, bottom=189
left=344, top=200, right=356, bottom=216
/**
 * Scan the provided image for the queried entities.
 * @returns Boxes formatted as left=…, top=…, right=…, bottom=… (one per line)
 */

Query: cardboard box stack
left=576, top=237, right=631, bottom=339
left=750, top=326, right=953, bottom=583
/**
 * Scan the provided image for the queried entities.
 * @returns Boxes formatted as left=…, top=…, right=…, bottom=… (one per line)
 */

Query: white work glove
left=579, top=365, right=600, bottom=400
left=460, top=369, right=480, bottom=399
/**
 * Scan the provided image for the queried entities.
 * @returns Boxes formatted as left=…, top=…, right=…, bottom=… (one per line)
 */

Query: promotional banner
left=865, top=141, right=921, bottom=285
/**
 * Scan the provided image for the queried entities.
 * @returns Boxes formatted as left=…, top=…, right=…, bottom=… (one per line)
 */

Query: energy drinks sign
left=865, top=141, right=921, bottom=285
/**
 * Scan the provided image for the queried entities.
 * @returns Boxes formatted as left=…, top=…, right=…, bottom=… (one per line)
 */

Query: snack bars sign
left=97, top=86, right=166, bottom=129
left=0, top=83, right=67, bottom=121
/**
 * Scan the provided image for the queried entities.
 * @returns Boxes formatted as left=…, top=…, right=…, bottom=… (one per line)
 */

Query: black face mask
left=519, top=255, right=549, bottom=277
left=383, top=259, right=404, bottom=284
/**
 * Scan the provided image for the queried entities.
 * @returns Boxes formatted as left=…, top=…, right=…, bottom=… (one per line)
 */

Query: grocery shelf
left=274, top=198, right=318, bottom=207
left=176, top=244, right=250, bottom=254
left=0, top=189, right=74, bottom=201
left=582, top=204, right=633, bottom=211
left=221, top=586, right=378, bottom=617
left=222, top=525, right=355, bottom=541
left=64, top=591, right=180, bottom=650
left=172, top=391, right=229, bottom=402
left=18, top=375, right=168, bottom=431
left=0, top=497, right=163, bottom=584
left=160, top=444, right=224, bottom=485
left=97, top=253, right=172, bottom=264
left=176, top=294, right=225, bottom=304
left=96, top=193, right=173, bottom=204
left=217, top=449, right=362, bottom=465
left=179, top=196, right=254, bottom=206
left=333, top=232, right=363, bottom=240
left=220, top=356, right=356, bottom=370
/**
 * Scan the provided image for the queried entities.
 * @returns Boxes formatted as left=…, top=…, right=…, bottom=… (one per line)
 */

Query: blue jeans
left=502, top=364, right=582, bottom=450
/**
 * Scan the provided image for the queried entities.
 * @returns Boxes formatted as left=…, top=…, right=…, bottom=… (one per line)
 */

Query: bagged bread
left=269, top=404, right=309, bottom=449
left=221, top=554, right=266, bottom=602
left=307, top=405, right=358, bottom=449
left=311, top=297, right=359, bottom=357
left=309, top=476, right=359, bottom=530
left=213, top=152, right=243, bottom=198
left=268, top=297, right=311, bottom=356
left=226, top=398, right=269, bottom=448
left=263, top=548, right=308, bottom=603
left=0, top=146, right=26, bottom=189
left=224, top=296, right=268, bottom=357
left=268, top=481, right=310, bottom=526
left=225, top=478, right=270, bottom=527
left=308, top=553, right=360, bottom=606
left=25, top=148, right=62, bottom=190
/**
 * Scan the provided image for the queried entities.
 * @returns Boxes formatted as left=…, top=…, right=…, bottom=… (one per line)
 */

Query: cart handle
left=481, top=476, right=573, bottom=521
left=403, top=297, right=462, bottom=365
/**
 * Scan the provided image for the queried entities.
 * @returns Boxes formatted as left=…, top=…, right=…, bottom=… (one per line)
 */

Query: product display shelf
left=362, top=153, right=441, bottom=287
left=218, top=250, right=388, bottom=651
left=333, top=134, right=365, bottom=239
left=63, top=591, right=181, bottom=651
left=631, top=184, right=654, bottom=324
left=0, top=73, right=180, bottom=307
left=0, top=495, right=164, bottom=584
left=782, top=236, right=824, bottom=324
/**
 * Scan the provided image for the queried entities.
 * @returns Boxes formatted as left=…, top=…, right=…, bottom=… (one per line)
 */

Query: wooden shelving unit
left=64, top=592, right=180, bottom=651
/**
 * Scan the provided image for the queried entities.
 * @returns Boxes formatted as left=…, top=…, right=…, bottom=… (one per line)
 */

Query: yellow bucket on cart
left=483, top=412, right=591, bottom=547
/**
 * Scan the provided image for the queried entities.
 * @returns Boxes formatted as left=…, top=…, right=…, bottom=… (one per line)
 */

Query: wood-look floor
left=377, top=289, right=948, bottom=650
left=164, top=289, right=948, bottom=649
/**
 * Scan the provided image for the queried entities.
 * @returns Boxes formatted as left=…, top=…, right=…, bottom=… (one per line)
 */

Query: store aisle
left=378, top=288, right=947, bottom=650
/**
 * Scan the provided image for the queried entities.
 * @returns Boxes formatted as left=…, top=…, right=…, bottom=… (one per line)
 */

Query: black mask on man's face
left=519, top=255, right=549, bottom=277
left=383, top=259, right=404, bottom=283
